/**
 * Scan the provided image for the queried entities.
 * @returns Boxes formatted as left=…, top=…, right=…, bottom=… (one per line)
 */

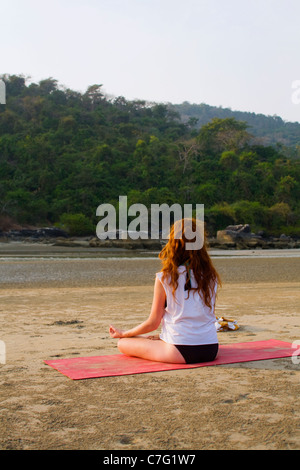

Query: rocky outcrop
left=88, top=237, right=163, bottom=250
left=214, top=224, right=300, bottom=249
left=0, top=227, right=68, bottom=242
left=0, top=228, right=163, bottom=250
left=0, top=225, right=299, bottom=250
left=217, top=224, right=252, bottom=241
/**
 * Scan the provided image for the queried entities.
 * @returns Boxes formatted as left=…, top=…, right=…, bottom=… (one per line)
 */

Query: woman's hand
left=108, top=278, right=165, bottom=341
left=146, top=334, right=160, bottom=340
left=109, top=325, right=125, bottom=339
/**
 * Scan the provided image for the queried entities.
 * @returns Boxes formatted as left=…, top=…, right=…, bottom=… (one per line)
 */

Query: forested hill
left=171, top=102, right=300, bottom=148
left=0, top=74, right=300, bottom=237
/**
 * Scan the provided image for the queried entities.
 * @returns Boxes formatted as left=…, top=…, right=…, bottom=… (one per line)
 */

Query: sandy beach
left=0, top=244, right=299, bottom=450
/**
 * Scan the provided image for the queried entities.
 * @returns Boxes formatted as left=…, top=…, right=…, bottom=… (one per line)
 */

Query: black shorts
left=174, top=343, right=219, bottom=364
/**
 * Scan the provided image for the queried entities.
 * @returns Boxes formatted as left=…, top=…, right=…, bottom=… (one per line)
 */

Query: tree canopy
left=0, top=74, right=300, bottom=236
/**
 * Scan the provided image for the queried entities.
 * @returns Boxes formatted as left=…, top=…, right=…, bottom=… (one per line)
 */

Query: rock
left=257, top=230, right=266, bottom=238
left=217, top=224, right=255, bottom=243
left=280, top=233, right=290, bottom=241
left=225, top=224, right=251, bottom=234
left=238, top=224, right=251, bottom=234
left=0, top=231, right=9, bottom=242
left=216, top=230, right=235, bottom=243
left=225, top=224, right=243, bottom=232
left=217, top=224, right=270, bottom=249
left=141, top=239, right=162, bottom=250
left=5, top=227, right=69, bottom=240
left=40, top=227, right=69, bottom=238
left=53, top=239, right=89, bottom=247
left=88, top=238, right=162, bottom=250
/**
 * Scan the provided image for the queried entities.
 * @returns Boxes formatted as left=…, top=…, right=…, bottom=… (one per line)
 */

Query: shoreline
left=0, top=241, right=300, bottom=259
left=0, top=251, right=300, bottom=289
left=1, top=223, right=300, bottom=254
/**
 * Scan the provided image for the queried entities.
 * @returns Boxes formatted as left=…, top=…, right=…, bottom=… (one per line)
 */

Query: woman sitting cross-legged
left=109, top=218, right=221, bottom=364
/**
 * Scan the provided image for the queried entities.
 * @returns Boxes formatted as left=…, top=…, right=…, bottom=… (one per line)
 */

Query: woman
left=109, top=218, right=221, bottom=364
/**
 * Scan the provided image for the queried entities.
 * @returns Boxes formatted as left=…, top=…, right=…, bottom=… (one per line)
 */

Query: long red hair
left=158, top=218, right=221, bottom=308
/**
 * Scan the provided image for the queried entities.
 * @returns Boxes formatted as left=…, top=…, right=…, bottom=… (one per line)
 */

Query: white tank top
left=156, top=266, right=218, bottom=346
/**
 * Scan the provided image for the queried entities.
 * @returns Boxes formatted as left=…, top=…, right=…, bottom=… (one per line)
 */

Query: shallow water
left=0, top=242, right=300, bottom=260
left=0, top=244, right=299, bottom=288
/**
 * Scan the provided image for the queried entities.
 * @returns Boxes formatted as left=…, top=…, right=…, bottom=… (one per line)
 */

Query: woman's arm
left=109, top=277, right=166, bottom=339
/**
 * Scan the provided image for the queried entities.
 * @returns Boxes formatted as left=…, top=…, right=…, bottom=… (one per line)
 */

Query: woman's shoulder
left=177, top=265, right=187, bottom=273
left=156, top=265, right=187, bottom=277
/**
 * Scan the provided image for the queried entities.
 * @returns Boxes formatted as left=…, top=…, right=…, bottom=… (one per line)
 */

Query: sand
left=0, top=247, right=299, bottom=450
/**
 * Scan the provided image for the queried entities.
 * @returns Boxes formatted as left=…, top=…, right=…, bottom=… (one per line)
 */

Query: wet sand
left=0, top=247, right=299, bottom=450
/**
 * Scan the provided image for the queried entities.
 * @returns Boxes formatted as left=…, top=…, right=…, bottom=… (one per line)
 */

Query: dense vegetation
left=0, top=74, right=300, bottom=237
left=172, top=101, right=300, bottom=149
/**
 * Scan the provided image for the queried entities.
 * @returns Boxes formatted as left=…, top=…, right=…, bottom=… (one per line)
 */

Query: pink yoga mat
left=44, top=339, right=297, bottom=380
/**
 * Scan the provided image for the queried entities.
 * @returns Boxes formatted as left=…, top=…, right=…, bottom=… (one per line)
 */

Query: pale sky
left=2, top=0, right=300, bottom=122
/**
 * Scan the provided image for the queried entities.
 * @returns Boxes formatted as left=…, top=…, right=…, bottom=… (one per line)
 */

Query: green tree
left=219, top=150, right=239, bottom=171
left=206, top=202, right=236, bottom=233
left=58, top=213, right=94, bottom=236
left=275, top=175, right=298, bottom=204
left=197, top=117, right=251, bottom=156
left=231, top=200, right=268, bottom=230
left=267, top=202, right=293, bottom=230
